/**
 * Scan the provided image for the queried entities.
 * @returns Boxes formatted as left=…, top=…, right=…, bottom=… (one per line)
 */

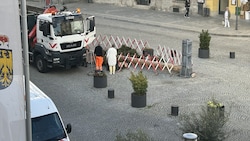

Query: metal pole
left=20, top=0, right=32, bottom=141
left=235, top=0, right=239, bottom=30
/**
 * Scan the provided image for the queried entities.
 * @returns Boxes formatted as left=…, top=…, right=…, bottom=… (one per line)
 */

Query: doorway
left=219, top=0, right=229, bottom=14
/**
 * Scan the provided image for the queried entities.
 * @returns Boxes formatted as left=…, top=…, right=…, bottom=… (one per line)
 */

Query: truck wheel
left=35, top=55, right=48, bottom=73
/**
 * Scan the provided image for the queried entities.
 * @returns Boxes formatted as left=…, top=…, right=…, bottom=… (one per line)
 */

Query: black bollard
left=230, top=52, right=235, bottom=59
left=171, top=105, right=179, bottom=116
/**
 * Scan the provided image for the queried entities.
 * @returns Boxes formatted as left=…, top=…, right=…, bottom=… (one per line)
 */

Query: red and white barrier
left=156, top=45, right=182, bottom=66
left=116, top=53, right=180, bottom=74
left=88, top=35, right=150, bottom=55
left=88, top=35, right=182, bottom=74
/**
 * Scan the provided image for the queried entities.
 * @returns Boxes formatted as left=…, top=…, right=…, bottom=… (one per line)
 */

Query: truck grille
left=60, top=41, right=82, bottom=50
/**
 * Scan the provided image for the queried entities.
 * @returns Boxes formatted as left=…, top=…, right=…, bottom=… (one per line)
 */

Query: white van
left=30, top=81, right=72, bottom=141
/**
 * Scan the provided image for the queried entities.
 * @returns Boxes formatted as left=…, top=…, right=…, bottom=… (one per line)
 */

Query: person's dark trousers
left=185, top=8, right=189, bottom=17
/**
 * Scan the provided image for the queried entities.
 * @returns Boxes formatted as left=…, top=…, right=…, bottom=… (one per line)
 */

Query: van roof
left=30, top=82, right=58, bottom=118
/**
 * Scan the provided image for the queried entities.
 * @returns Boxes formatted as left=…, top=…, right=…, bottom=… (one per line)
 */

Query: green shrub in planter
left=129, top=71, right=148, bottom=96
left=198, top=29, right=211, bottom=58
left=199, top=29, right=211, bottom=49
left=179, top=98, right=230, bottom=141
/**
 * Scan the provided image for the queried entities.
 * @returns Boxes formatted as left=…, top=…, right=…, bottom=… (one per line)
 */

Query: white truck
left=27, top=5, right=96, bottom=72
left=30, top=81, right=72, bottom=141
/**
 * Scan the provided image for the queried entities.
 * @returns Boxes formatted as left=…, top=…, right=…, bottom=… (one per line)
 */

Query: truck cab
left=30, top=81, right=72, bottom=141
left=28, top=6, right=96, bottom=72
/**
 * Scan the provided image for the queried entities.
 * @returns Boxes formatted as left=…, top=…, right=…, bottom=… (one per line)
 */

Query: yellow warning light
left=76, top=8, right=81, bottom=13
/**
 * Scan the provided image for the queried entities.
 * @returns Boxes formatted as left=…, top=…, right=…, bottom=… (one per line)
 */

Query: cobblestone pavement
left=27, top=1, right=250, bottom=141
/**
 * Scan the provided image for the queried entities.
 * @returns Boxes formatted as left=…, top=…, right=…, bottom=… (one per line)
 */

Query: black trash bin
left=203, top=7, right=210, bottom=17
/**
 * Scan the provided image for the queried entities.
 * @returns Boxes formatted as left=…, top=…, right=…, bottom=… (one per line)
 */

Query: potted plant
left=129, top=71, right=148, bottom=108
left=198, top=29, right=211, bottom=58
left=93, top=71, right=107, bottom=88
left=179, top=98, right=230, bottom=141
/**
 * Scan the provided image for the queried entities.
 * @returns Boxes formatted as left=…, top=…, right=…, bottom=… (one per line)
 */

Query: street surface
left=28, top=1, right=250, bottom=141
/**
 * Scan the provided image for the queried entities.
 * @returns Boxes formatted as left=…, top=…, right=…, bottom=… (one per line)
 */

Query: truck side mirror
left=87, top=17, right=95, bottom=32
left=66, top=123, right=72, bottom=134
left=89, top=18, right=95, bottom=31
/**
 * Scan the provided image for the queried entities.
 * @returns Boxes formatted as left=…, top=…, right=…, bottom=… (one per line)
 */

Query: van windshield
left=32, top=113, right=67, bottom=141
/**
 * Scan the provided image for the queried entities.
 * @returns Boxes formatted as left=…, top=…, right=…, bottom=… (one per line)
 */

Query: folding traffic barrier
left=88, top=35, right=182, bottom=74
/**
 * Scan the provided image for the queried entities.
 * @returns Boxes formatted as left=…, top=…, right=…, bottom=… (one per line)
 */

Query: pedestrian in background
left=94, top=43, right=104, bottom=72
left=224, top=7, right=230, bottom=27
left=184, top=0, right=190, bottom=18
left=106, top=44, right=117, bottom=75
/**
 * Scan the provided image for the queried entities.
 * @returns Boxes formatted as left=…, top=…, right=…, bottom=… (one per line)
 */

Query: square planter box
left=94, top=75, right=107, bottom=88
left=198, top=48, right=209, bottom=58
left=131, top=93, right=146, bottom=108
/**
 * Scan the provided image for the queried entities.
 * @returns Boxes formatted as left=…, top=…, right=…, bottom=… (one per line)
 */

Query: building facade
left=30, top=0, right=247, bottom=17
left=95, top=0, right=247, bottom=17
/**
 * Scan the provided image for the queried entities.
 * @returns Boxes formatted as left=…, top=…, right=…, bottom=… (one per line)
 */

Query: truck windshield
left=53, top=15, right=84, bottom=36
left=32, top=113, right=67, bottom=141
